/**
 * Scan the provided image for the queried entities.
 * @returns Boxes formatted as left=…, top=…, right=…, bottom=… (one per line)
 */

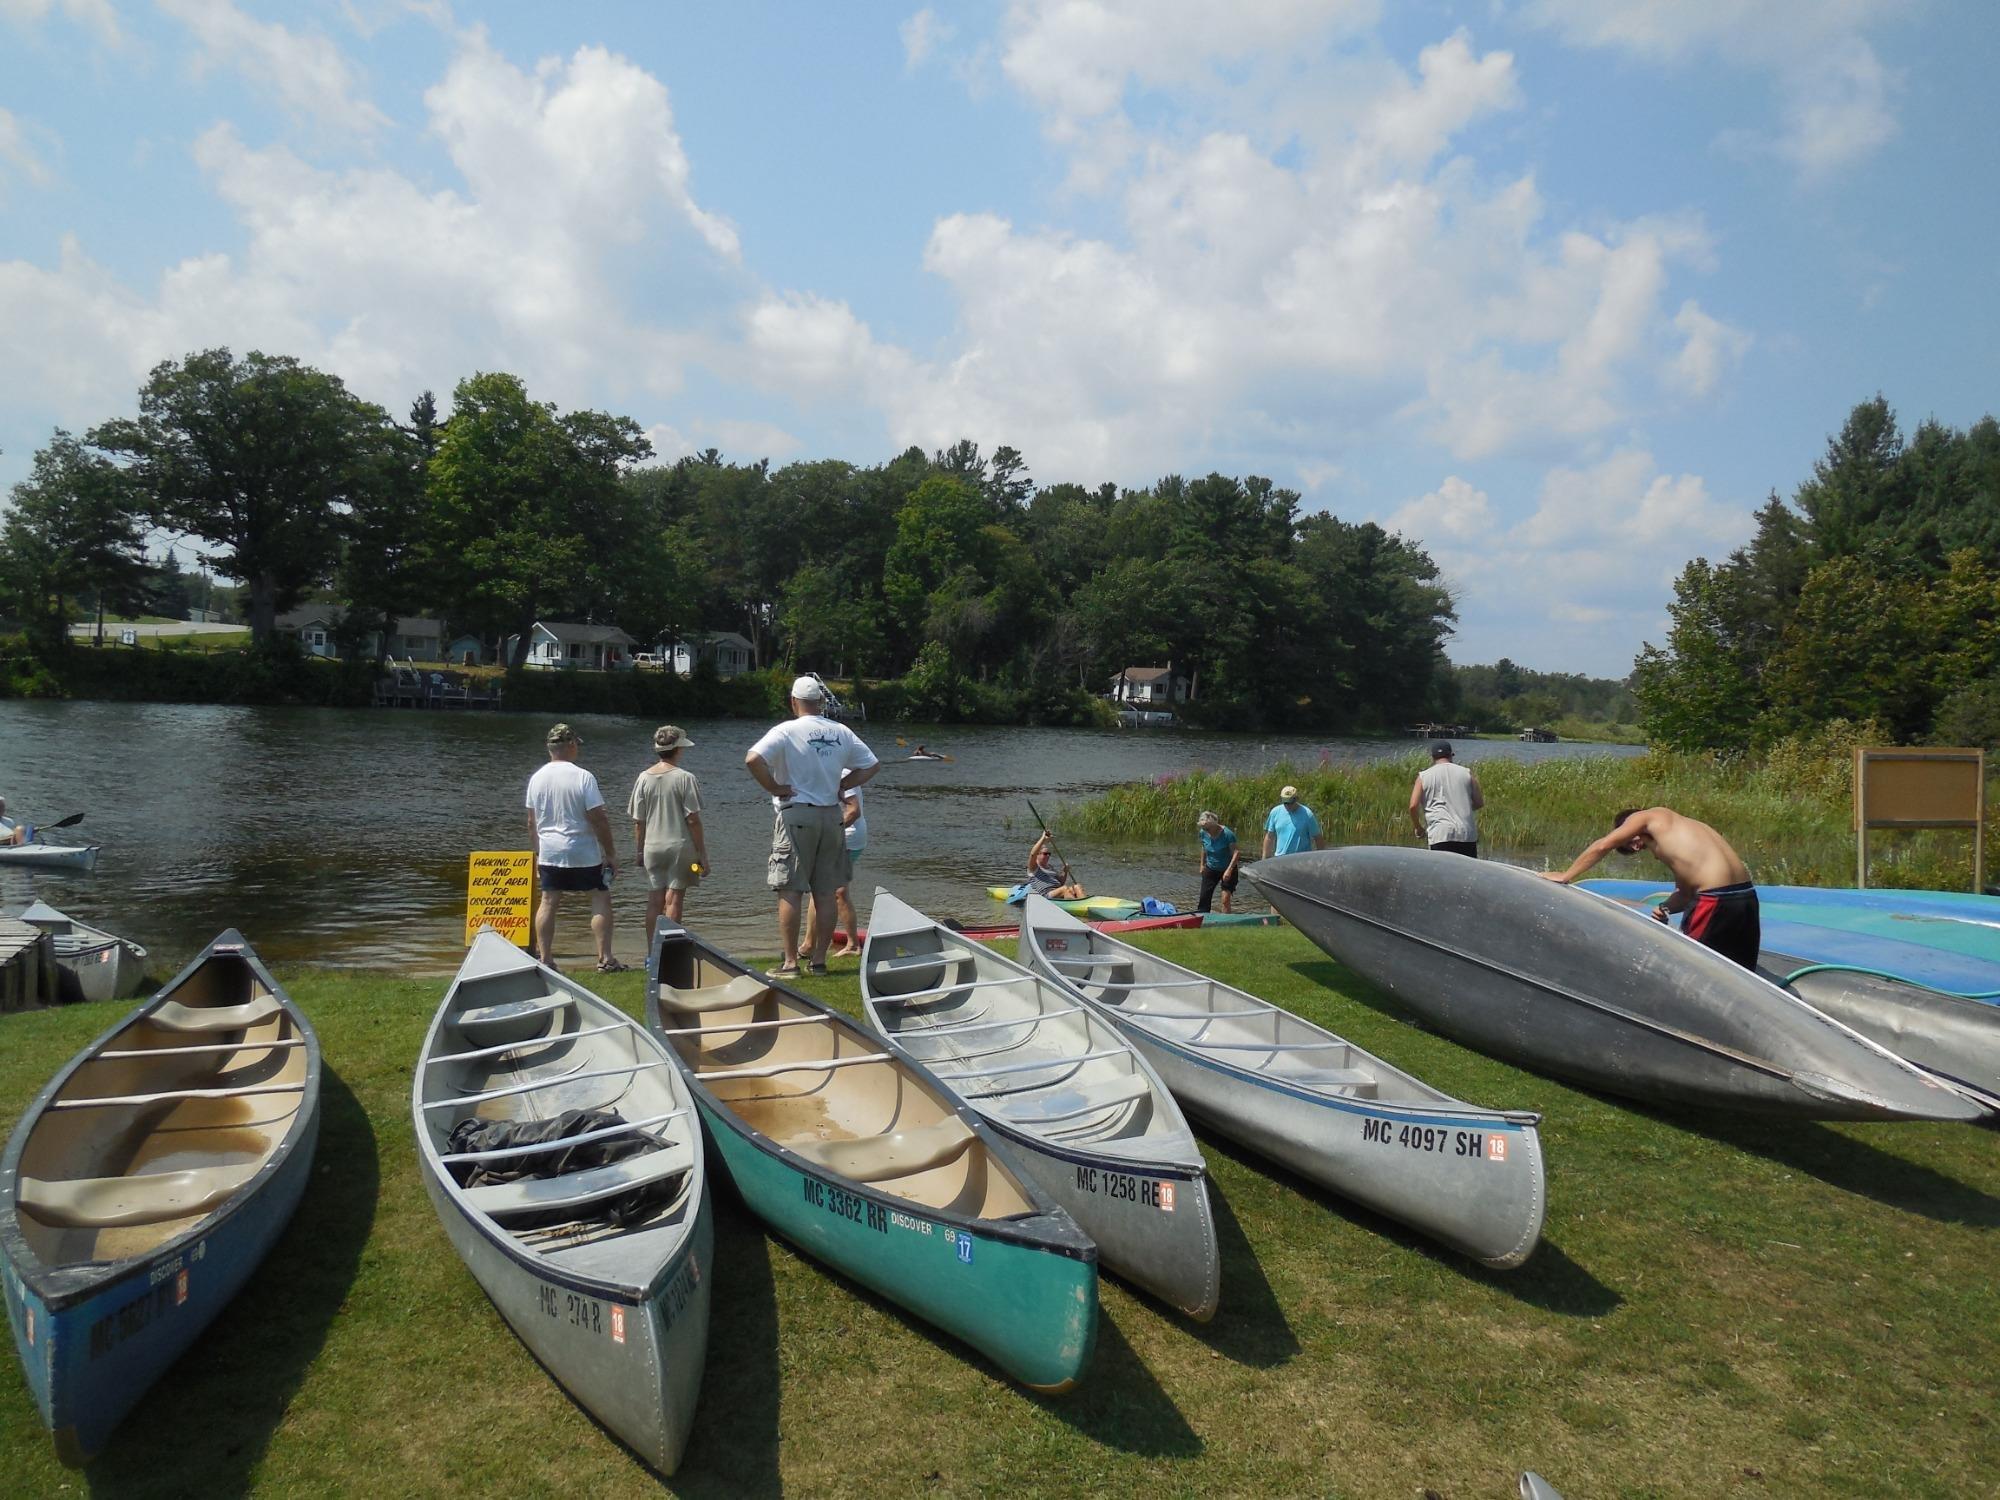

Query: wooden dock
left=0, top=916, right=57, bottom=1013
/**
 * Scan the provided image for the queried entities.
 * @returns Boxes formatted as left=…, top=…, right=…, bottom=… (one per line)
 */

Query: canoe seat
left=790, top=1118, right=976, bottom=1183
left=661, top=974, right=773, bottom=1013
left=455, top=991, right=573, bottom=1032
left=463, top=1141, right=694, bottom=1220
left=151, top=996, right=281, bottom=1033
left=991, top=1074, right=1151, bottom=1128
left=869, top=951, right=966, bottom=975
left=1285, top=1067, right=1379, bottom=1099
left=18, top=1162, right=260, bottom=1230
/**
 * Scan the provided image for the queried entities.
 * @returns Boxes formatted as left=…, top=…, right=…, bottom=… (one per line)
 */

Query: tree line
left=1635, top=397, right=2000, bottom=751
left=0, top=347, right=1463, bottom=729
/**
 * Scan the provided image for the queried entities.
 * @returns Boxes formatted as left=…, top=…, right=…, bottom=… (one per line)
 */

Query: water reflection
left=0, top=701, right=1641, bottom=971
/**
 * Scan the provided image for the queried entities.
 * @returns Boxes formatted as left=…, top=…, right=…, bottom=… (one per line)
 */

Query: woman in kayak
left=1028, top=831, right=1087, bottom=901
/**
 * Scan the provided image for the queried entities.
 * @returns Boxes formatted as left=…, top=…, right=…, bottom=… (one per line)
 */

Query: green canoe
left=644, top=922, right=1099, bottom=1393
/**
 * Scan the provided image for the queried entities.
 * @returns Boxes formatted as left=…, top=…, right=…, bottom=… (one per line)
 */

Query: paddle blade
left=49, top=813, right=85, bottom=830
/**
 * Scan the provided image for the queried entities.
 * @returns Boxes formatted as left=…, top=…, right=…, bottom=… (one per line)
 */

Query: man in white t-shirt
left=745, top=676, right=880, bottom=977
left=524, top=722, right=623, bottom=972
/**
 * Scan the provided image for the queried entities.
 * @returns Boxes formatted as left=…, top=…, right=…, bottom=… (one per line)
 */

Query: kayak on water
left=984, top=886, right=1143, bottom=920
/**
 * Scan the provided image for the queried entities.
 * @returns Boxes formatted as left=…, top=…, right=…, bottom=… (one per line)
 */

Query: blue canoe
left=1579, top=880, right=2000, bottom=998
left=1, top=931, right=320, bottom=1465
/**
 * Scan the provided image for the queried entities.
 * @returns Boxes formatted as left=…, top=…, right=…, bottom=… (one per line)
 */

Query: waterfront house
left=276, top=605, right=341, bottom=658
left=659, top=630, right=755, bottom=678
left=445, top=633, right=486, bottom=666
left=1108, top=665, right=1189, bottom=706
left=384, top=617, right=444, bottom=660
left=505, top=621, right=638, bottom=671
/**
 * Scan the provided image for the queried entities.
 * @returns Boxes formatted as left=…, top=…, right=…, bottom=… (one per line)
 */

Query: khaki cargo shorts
left=767, top=804, right=850, bottom=896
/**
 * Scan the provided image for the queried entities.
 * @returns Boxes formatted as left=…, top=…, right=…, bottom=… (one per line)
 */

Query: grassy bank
left=4, top=934, right=1998, bottom=1496
left=1064, top=749, right=1990, bottom=890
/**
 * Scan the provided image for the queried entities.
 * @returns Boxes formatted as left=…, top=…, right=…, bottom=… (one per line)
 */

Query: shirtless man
left=1540, top=806, right=1761, bottom=969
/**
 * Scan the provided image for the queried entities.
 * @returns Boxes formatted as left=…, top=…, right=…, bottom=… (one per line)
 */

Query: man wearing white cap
left=746, top=676, right=881, bottom=977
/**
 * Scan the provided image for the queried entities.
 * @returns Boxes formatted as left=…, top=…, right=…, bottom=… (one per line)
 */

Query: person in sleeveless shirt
left=1409, top=742, right=1483, bottom=857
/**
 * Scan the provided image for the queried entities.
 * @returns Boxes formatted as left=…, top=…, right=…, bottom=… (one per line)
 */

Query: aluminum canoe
left=2, top=930, right=319, bottom=1466
left=1018, top=895, right=1544, bottom=1270
left=863, top=890, right=1220, bottom=1319
left=1253, top=848, right=1991, bottom=1122
left=645, top=919, right=1098, bottom=1392
left=14, top=901, right=148, bottom=1004
left=414, top=929, right=712, bottom=1476
left=1763, top=954, right=2000, bottom=1099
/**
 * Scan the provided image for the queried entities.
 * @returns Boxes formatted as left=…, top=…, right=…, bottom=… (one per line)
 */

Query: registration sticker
left=175, top=1270, right=189, bottom=1306
left=24, top=1307, right=33, bottom=1347
left=611, top=1306, right=626, bottom=1345
left=1047, top=938, right=1069, bottom=953
left=1487, top=1135, right=1508, bottom=1163
left=1159, top=1182, right=1177, bottom=1213
left=956, top=1236, right=974, bottom=1266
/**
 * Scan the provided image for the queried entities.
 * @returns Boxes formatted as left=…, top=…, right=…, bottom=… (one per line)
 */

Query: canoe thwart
left=96, top=1038, right=307, bottom=1060
left=868, top=951, right=973, bottom=975
left=903, top=1005, right=1084, bottom=1036
left=49, top=1081, right=307, bottom=1111
left=935, top=1047, right=1130, bottom=1083
left=658, top=1014, right=836, bottom=1035
left=1276, top=1067, right=1380, bottom=1097
left=463, top=1142, right=695, bottom=1220
left=692, top=1052, right=893, bottom=1083
left=426, top=1021, right=632, bottom=1067
left=661, top=974, right=775, bottom=1013
left=869, top=973, right=1035, bottom=1004
left=18, top=1162, right=261, bottom=1230
left=429, top=1058, right=670, bottom=1109
left=151, top=996, right=282, bottom=1033
left=790, top=1118, right=977, bottom=1183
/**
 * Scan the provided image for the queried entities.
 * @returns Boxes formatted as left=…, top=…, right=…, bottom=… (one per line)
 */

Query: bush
left=1758, top=717, right=1889, bottom=805
left=1931, top=675, right=2000, bottom=751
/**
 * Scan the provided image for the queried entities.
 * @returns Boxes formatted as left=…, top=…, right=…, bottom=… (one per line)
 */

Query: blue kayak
left=1579, top=880, right=2000, bottom=998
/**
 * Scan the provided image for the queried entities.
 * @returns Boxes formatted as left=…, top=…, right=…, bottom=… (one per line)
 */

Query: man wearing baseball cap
left=1409, top=741, right=1484, bottom=857
left=525, top=722, right=623, bottom=971
left=745, top=676, right=881, bottom=977
left=1261, top=784, right=1324, bottom=859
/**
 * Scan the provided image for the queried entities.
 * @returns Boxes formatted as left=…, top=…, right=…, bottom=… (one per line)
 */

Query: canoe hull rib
left=1252, top=849, right=1989, bottom=1123
left=1019, top=895, right=1544, bottom=1270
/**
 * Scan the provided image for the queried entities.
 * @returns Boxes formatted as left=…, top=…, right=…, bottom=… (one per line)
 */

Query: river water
left=0, top=700, right=1641, bottom=974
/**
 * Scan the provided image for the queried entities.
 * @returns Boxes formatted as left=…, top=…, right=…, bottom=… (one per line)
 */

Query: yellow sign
left=466, top=851, right=535, bottom=946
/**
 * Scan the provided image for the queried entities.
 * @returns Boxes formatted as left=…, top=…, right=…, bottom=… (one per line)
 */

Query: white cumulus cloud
left=159, top=0, right=391, bottom=135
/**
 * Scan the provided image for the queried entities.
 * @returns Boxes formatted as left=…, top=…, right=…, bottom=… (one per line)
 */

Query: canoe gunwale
left=0, top=930, right=322, bottom=1311
left=644, top=925, right=1096, bottom=1264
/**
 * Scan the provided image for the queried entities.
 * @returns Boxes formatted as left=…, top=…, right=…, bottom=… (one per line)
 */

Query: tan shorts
left=642, top=842, right=700, bottom=893
left=767, top=805, right=849, bottom=896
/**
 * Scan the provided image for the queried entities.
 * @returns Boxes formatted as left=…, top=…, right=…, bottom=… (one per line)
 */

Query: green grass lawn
left=3, top=931, right=1997, bottom=1497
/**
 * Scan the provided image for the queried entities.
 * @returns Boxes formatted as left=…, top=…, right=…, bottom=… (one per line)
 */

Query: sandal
left=772, top=963, right=801, bottom=979
left=596, top=958, right=631, bottom=974
left=808, top=962, right=831, bottom=977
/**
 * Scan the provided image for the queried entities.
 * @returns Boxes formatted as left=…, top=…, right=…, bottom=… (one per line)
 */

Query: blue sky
left=2, top=1, right=1994, bottom=677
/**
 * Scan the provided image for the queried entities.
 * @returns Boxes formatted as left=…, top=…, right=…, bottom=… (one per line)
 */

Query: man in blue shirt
left=1261, top=785, right=1324, bottom=859
left=1195, top=810, right=1241, bottom=913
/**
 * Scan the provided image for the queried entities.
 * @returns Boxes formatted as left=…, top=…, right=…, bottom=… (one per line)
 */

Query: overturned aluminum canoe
left=1767, top=955, right=2000, bottom=1099
left=864, top=891, right=1220, bottom=1319
left=1250, top=848, right=1990, bottom=1122
left=415, top=931, right=712, bottom=1475
left=1020, top=895, right=1544, bottom=1270
left=14, top=901, right=148, bottom=1004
